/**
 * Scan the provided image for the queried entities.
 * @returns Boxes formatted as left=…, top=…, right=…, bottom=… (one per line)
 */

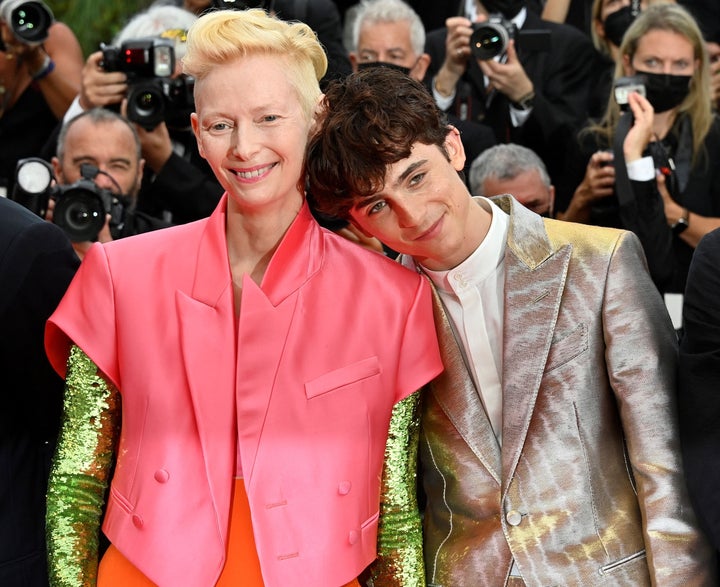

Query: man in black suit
left=678, top=227, right=720, bottom=573
left=424, top=0, right=595, bottom=201
left=0, top=197, right=79, bottom=586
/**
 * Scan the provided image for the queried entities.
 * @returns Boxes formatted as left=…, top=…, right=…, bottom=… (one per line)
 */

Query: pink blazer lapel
left=176, top=197, right=237, bottom=546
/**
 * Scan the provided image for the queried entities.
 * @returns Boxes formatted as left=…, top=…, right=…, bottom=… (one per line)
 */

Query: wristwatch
left=671, top=208, right=689, bottom=235
left=510, top=90, right=535, bottom=111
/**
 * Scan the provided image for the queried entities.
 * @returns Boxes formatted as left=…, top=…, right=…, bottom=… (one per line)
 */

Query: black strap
left=612, top=111, right=635, bottom=207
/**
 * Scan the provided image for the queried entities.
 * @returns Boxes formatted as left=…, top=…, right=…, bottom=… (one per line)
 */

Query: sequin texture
left=46, top=345, right=120, bottom=587
left=370, top=390, right=425, bottom=586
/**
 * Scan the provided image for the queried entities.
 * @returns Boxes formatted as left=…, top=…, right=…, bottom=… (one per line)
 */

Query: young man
left=306, top=67, right=716, bottom=586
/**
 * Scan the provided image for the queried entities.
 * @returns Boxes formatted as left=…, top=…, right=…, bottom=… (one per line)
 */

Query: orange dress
left=98, top=478, right=360, bottom=587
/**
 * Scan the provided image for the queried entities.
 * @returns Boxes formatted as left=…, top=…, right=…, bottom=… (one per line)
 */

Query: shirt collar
left=420, top=197, right=508, bottom=294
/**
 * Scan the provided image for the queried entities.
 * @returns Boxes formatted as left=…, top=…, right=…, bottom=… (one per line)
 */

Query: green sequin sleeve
left=370, top=389, right=425, bottom=587
left=46, top=345, right=121, bottom=587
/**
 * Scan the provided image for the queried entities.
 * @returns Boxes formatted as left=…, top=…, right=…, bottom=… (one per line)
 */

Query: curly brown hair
left=306, top=67, right=450, bottom=219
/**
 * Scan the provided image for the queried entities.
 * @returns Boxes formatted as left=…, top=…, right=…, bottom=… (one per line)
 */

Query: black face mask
left=639, top=70, right=692, bottom=113
left=357, top=61, right=412, bottom=76
left=603, top=5, right=636, bottom=47
left=481, top=0, right=524, bottom=19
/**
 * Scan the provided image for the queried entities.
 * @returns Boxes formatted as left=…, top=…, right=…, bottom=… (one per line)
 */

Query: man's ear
left=445, top=125, right=466, bottom=172
left=349, top=52, right=359, bottom=73
left=412, top=53, right=431, bottom=83
left=51, top=156, right=63, bottom=183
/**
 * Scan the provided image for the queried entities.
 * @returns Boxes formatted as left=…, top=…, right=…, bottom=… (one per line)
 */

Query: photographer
left=561, top=3, right=720, bottom=296
left=0, top=0, right=83, bottom=197
left=424, top=0, right=596, bottom=204
left=62, top=4, right=223, bottom=225
left=48, top=108, right=169, bottom=259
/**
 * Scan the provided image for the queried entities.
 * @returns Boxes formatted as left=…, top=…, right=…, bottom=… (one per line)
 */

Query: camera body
left=101, top=38, right=191, bottom=130
left=0, top=0, right=54, bottom=46
left=11, top=158, right=128, bottom=242
left=470, top=14, right=552, bottom=60
left=613, top=75, right=647, bottom=111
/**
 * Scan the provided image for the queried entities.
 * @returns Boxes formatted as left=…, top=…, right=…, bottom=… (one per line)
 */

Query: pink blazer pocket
left=304, top=356, right=380, bottom=399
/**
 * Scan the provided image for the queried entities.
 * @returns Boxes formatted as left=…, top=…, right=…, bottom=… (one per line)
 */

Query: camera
left=469, top=14, right=551, bottom=60
left=10, top=158, right=128, bottom=242
left=613, top=75, right=647, bottom=111
left=101, top=38, right=190, bottom=130
left=0, top=0, right=54, bottom=45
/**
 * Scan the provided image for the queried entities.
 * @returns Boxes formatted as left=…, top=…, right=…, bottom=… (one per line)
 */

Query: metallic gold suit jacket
left=377, top=196, right=716, bottom=587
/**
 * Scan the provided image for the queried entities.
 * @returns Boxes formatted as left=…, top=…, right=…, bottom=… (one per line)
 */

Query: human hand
left=656, top=170, right=683, bottom=227
left=574, top=150, right=616, bottom=206
left=478, top=40, right=533, bottom=103
left=134, top=118, right=172, bottom=173
left=79, top=51, right=127, bottom=110
left=440, top=16, right=474, bottom=79
left=623, top=91, right=654, bottom=162
left=708, top=42, right=720, bottom=109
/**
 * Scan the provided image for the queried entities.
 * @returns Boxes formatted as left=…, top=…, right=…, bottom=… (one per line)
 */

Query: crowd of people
left=1, top=0, right=719, bottom=585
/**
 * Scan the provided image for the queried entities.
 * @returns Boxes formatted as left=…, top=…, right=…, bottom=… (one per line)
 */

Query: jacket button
left=348, top=530, right=359, bottom=545
left=132, top=514, right=144, bottom=529
left=338, top=481, right=351, bottom=495
left=506, top=510, right=522, bottom=526
left=154, top=469, right=170, bottom=483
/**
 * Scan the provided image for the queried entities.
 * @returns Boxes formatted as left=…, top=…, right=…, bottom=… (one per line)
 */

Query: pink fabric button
left=154, top=469, right=170, bottom=483
left=132, top=514, right=144, bottom=529
left=348, top=530, right=359, bottom=545
left=338, top=481, right=351, bottom=495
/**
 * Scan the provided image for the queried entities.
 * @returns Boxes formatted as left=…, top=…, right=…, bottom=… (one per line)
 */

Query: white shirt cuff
left=432, top=77, right=456, bottom=110
left=626, top=156, right=655, bottom=181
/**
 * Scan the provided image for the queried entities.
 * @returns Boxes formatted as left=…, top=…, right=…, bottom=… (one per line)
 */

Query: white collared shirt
left=416, top=197, right=509, bottom=444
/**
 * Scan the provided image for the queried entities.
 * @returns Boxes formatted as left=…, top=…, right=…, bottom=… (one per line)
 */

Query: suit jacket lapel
left=429, top=285, right=502, bottom=484
left=493, top=196, right=571, bottom=492
left=177, top=196, right=237, bottom=545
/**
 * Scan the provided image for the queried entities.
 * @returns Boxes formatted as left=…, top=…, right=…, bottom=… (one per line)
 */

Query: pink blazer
left=46, top=197, right=442, bottom=587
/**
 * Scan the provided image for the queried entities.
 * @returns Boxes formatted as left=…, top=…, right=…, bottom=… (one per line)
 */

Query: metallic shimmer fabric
left=370, top=392, right=425, bottom=587
left=46, top=345, right=120, bottom=587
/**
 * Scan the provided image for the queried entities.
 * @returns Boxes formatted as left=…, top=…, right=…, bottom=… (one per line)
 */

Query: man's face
left=351, top=20, right=429, bottom=82
left=53, top=117, right=144, bottom=197
left=481, top=169, right=554, bottom=216
left=348, top=129, right=489, bottom=271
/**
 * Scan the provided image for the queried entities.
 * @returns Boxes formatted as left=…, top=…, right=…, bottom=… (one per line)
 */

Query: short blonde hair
left=182, top=9, right=328, bottom=120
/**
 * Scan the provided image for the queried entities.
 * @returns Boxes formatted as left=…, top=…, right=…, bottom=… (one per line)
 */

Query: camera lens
left=7, top=1, right=54, bottom=44
left=127, top=82, right=165, bottom=130
left=54, top=190, right=105, bottom=242
left=470, top=23, right=510, bottom=60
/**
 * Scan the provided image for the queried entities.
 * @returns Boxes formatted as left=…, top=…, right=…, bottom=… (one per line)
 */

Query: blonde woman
left=44, top=9, right=442, bottom=586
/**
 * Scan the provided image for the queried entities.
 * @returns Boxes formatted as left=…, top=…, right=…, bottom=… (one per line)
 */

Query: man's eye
left=368, top=201, right=387, bottom=215
left=409, top=172, right=425, bottom=186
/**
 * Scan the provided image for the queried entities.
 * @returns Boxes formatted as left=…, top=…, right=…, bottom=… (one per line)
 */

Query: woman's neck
left=225, top=193, right=303, bottom=286
left=652, top=109, right=678, bottom=141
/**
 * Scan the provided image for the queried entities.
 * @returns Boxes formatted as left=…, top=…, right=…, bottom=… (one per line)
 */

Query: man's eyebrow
left=352, top=159, right=428, bottom=210
left=394, top=159, right=427, bottom=188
